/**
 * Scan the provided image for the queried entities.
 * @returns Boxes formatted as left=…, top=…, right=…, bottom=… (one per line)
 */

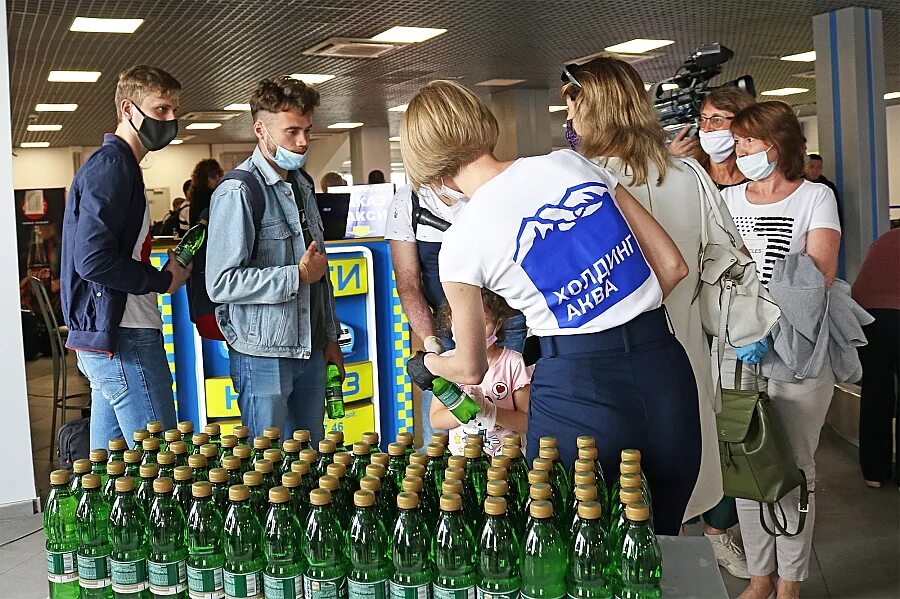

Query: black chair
left=28, top=277, right=91, bottom=460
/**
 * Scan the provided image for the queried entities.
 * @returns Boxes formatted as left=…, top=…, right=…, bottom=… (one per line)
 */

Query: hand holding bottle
left=406, top=351, right=437, bottom=391
left=165, top=249, right=192, bottom=293
left=299, top=240, right=327, bottom=283
left=462, top=385, right=497, bottom=432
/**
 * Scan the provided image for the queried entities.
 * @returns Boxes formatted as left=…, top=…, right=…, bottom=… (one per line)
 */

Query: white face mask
left=436, top=178, right=468, bottom=204
left=736, top=146, right=777, bottom=181
left=698, top=129, right=735, bottom=163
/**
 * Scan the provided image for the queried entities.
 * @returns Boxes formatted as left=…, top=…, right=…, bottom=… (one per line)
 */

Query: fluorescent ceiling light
left=185, top=123, right=222, bottom=130
left=476, top=79, right=526, bottom=87
left=885, top=91, right=900, bottom=100
left=70, top=17, right=143, bottom=34
left=388, top=104, right=408, bottom=112
left=661, top=83, right=680, bottom=91
left=289, top=73, right=335, bottom=84
left=169, top=139, right=184, bottom=145
left=389, top=136, right=401, bottom=142
left=371, top=27, right=446, bottom=44
left=21, top=142, right=50, bottom=148
left=224, top=103, right=251, bottom=111
left=27, top=124, right=62, bottom=132
left=760, top=87, right=809, bottom=96
left=35, top=103, right=78, bottom=112
left=549, top=105, right=567, bottom=113
left=328, top=122, right=364, bottom=129
left=604, top=39, right=674, bottom=54
left=48, top=70, right=101, bottom=82
left=781, top=51, right=816, bottom=62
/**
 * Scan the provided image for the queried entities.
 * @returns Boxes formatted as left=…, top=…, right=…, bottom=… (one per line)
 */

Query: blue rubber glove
left=734, top=338, right=770, bottom=365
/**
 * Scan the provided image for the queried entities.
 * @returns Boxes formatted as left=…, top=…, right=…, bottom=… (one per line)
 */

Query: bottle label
left=149, top=559, right=189, bottom=594
left=77, top=554, right=112, bottom=587
left=46, top=550, right=78, bottom=583
left=187, top=564, right=225, bottom=598
left=476, top=588, right=519, bottom=599
left=111, top=558, right=150, bottom=592
left=434, top=386, right=466, bottom=411
left=263, top=573, right=304, bottom=599
left=389, top=580, right=432, bottom=599
left=434, top=584, right=475, bottom=599
left=224, top=569, right=262, bottom=598
left=348, top=578, right=388, bottom=599
left=305, top=575, right=347, bottom=599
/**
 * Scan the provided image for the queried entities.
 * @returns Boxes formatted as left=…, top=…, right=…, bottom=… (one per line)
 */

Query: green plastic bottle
left=520, top=500, right=566, bottom=599
left=172, top=220, right=207, bottom=266
left=243, top=471, right=267, bottom=516
left=177, top=421, right=195, bottom=452
left=425, top=444, right=447, bottom=496
left=281, top=472, right=310, bottom=530
left=223, top=485, right=265, bottom=598
left=136, top=463, right=159, bottom=516
left=486, top=467, right=523, bottom=533
left=390, top=492, right=433, bottom=598
left=157, top=451, right=177, bottom=481
left=263, top=487, right=305, bottom=599
left=108, top=438, right=128, bottom=463
left=76, top=474, right=113, bottom=599
left=618, top=503, right=661, bottom=599
left=387, top=443, right=409, bottom=492
left=263, top=427, right=283, bottom=452
left=361, top=473, right=393, bottom=528
left=109, top=476, right=150, bottom=598
left=252, top=437, right=271, bottom=469
left=147, top=421, right=165, bottom=443
left=433, top=493, right=476, bottom=599
left=302, top=488, right=348, bottom=599
left=431, top=377, right=480, bottom=424
left=104, top=461, right=126, bottom=504
left=263, top=449, right=284, bottom=481
left=233, top=426, right=251, bottom=448
left=572, top=463, right=608, bottom=527
left=291, top=460, right=316, bottom=510
left=191, top=435, right=209, bottom=457
left=362, top=432, right=381, bottom=454
left=486, top=480, right=525, bottom=540
left=90, top=449, right=110, bottom=488
left=464, top=444, right=489, bottom=509
left=71, top=458, right=91, bottom=499
left=539, top=444, right=571, bottom=511
left=221, top=435, right=238, bottom=462
left=605, top=487, right=643, bottom=591
left=186, top=482, right=226, bottom=599
left=293, top=429, right=312, bottom=452
left=401, top=476, right=436, bottom=533
left=124, top=450, right=143, bottom=480
left=170, top=441, right=190, bottom=470
left=315, top=440, right=338, bottom=482
left=222, top=455, right=244, bottom=488
left=234, top=445, right=253, bottom=476
left=567, top=483, right=600, bottom=541
left=444, top=466, right=479, bottom=532
left=45, top=470, right=80, bottom=599
left=571, top=445, right=607, bottom=499
left=524, top=483, right=562, bottom=534
left=408, top=462, right=438, bottom=523
left=148, top=477, right=189, bottom=597
left=396, top=432, right=415, bottom=458
left=141, top=437, right=161, bottom=466
left=348, top=490, right=392, bottom=598
left=501, top=442, right=529, bottom=512
left=204, top=423, right=223, bottom=451
left=319, top=474, right=351, bottom=531
left=254, top=458, right=277, bottom=496
left=281, top=439, right=302, bottom=475
left=608, top=482, right=642, bottom=540
left=208, top=468, right=231, bottom=517
left=201, top=444, right=221, bottom=472
left=165, top=430, right=183, bottom=454
left=476, top=497, right=520, bottom=599
left=350, top=442, right=373, bottom=483
left=618, top=451, right=652, bottom=508
left=567, top=501, right=612, bottom=599
left=324, top=364, right=346, bottom=419
left=173, top=466, right=196, bottom=517
left=133, top=430, right=150, bottom=452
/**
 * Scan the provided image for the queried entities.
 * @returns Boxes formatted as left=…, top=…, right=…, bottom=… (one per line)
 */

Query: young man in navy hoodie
left=61, top=65, right=191, bottom=450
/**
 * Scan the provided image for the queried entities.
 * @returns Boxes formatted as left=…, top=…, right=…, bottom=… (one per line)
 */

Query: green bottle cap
left=402, top=476, right=423, bottom=494
left=574, top=458, right=594, bottom=473
left=233, top=446, right=251, bottom=459
left=362, top=432, right=379, bottom=446
left=326, top=430, right=344, bottom=444
left=620, top=460, right=641, bottom=475
left=491, top=455, right=512, bottom=470
left=292, top=461, right=311, bottom=475
left=203, top=423, right=220, bottom=436
left=621, top=448, right=641, bottom=462
left=222, top=456, right=241, bottom=471
left=192, top=433, right=210, bottom=447
left=229, top=485, right=249, bottom=502
left=221, top=435, right=238, bottom=449
left=233, top=426, right=250, bottom=440
left=578, top=447, right=599, bottom=462
left=447, top=456, right=467, bottom=470
left=107, top=461, right=126, bottom=475
left=405, top=464, right=425, bottom=480
left=487, top=479, right=508, bottom=497
left=133, top=429, right=150, bottom=443
left=146, top=421, right=164, bottom=434
left=539, top=437, right=557, bottom=449
left=409, top=452, right=429, bottom=467
left=574, top=471, right=596, bottom=487
left=255, top=459, right=273, bottom=474
left=370, top=453, right=389, bottom=468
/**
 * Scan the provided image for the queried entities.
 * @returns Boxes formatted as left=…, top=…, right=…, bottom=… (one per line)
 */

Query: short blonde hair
left=115, top=65, right=181, bottom=120
left=400, top=81, right=499, bottom=188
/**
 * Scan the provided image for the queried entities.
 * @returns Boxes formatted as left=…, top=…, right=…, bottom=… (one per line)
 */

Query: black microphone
left=412, top=206, right=451, bottom=232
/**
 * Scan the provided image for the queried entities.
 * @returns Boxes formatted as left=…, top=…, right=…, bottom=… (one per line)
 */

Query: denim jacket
left=205, top=147, right=339, bottom=359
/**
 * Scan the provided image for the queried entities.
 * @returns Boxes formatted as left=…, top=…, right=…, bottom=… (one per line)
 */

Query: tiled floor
left=2, top=357, right=898, bottom=597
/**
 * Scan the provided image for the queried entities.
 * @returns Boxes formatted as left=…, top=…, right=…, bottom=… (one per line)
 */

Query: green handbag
left=717, top=361, right=809, bottom=537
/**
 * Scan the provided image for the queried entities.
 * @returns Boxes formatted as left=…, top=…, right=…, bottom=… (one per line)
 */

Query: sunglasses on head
left=561, top=64, right=583, bottom=89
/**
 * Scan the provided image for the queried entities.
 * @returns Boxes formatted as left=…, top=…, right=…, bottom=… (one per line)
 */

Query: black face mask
left=129, top=102, right=178, bottom=151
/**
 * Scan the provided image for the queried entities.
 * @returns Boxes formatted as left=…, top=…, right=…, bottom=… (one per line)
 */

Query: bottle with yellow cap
left=233, top=425, right=251, bottom=447
left=538, top=444, right=571, bottom=512
left=89, top=449, right=109, bottom=487
left=387, top=442, right=409, bottom=493
left=618, top=450, right=651, bottom=507
left=186, top=482, right=225, bottom=599
left=223, top=484, right=265, bottom=598
left=279, top=471, right=308, bottom=527
left=173, top=466, right=196, bottom=517
left=401, top=476, right=436, bottom=533
left=200, top=443, right=221, bottom=471
left=524, top=482, right=561, bottom=534
left=433, top=493, right=476, bottom=598
left=464, top=443, right=489, bottom=509
left=133, top=429, right=150, bottom=452
left=390, top=492, right=434, bottom=598
left=251, top=436, right=271, bottom=469
left=148, top=477, right=189, bottom=597
left=191, top=453, right=210, bottom=483
left=396, top=431, right=415, bottom=458
left=169, top=441, right=190, bottom=469
left=324, top=429, right=345, bottom=453
left=165, top=429, right=183, bottom=453
left=45, top=470, right=80, bottom=599
left=358, top=474, right=387, bottom=526
left=263, top=427, right=282, bottom=451
left=263, top=486, right=304, bottom=598
left=233, top=445, right=253, bottom=476
left=208, top=468, right=230, bottom=515
left=108, top=438, right=128, bottom=463
left=425, top=443, right=447, bottom=496
left=293, top=429, right=312, bottom=451
left=618, top=502, right=661, bottom=599
left=608, top=477, right=643, bottom=538
left=323, top=469, right=352, bottom=529
left=243, top=471, right=267, bottom=515
left=444, top=466, right=478, bottom=529
left=109, top=476, right=151, bottom=597
left=347, top=489, right=392, bottom=598
left=146, top=420, right=164, bottom=440
left=124, top=450, right=143, bottom=480
left=567, top=477, right=602, bottom=539
left=141, top=437, right=161, bottom=467
left=362, top=431, right=381, bottom=454
left=264, top=447, right=285, bottom=480
left=191, top=434, right=210, bottom=456
left=476, top=495, right=520, bottom=599
left=137, top=464, right=160, bottom=515
left=567, top=500, right=611, bottom=599
left=157, top=451, right=176, bottom=481
left=531, top=459, right=563, bottom=523
left=291, top=460, right=316, bottom=508
left=254, top=459, right=277, bottom=496
left=571, top=445, right=607, bottom=497
left=606, top=486, right=644, bottom=586
left=70, top=458, right=91, bottom=499
left=281, top=438, right=302, bottom=474
left=315, top=439, right=338, bottom=482
left=104, top=460, right=126, bottom=504
left=76, top=474, right=113, bottom=599
left=349, top=441, right=373, bottom=484
left=521, top=499, right=566, bottom=599
left=335, top=451, right=354, bottom=471
left=572, top=461, right=608, bottom=528
left=221, top=434, right=238, bottom=462
left=501, top=443, right=529, bottom=512
left=302, top=488, right=349, bottom=598
left=432, top=432, right=450, bottom=457
left=222, top=455, right=243, bottom=488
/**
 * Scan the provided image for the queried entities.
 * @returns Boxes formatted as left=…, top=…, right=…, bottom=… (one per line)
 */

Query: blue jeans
left=230, top=349, right=326, bottom=444
left=77, top=328, right=177, bottom=451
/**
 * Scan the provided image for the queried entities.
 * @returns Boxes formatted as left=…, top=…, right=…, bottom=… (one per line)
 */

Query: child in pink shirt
left=429, top=290, right=531, bottom=457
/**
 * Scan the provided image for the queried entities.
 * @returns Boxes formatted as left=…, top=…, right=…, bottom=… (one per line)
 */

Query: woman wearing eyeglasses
left=401, top=80, right=701, bottom=536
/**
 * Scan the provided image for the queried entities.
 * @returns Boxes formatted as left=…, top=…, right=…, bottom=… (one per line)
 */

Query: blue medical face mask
left=263, top=125, right=307, bottom=170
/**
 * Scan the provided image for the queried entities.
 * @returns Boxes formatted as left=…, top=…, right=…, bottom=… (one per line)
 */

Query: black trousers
left=858, top=308, right=900, bottom=484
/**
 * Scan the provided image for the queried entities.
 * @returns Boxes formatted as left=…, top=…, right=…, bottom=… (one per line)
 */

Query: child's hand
left=462, top=385, right=497, bottom=432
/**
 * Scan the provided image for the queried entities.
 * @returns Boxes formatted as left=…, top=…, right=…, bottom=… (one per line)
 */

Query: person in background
left=804, top=153, right=843, bottom=224
left=562, top=56, right=751, bottom=580
left=367, top=169, right=386, bottom=184
left=205, top=77, right=343, bottom=443
left=430, top=289, right=530, bottom=457
left=61, top=65, right=191, bottom=450
left=187, top=159, right=224, bottom=227
left=852, top=228, right=900, bottom=489
left=153, top=197, right=184, bottom=238
left=721, top=101, right=841, bottom=599
left=177, top=179, right=191, bottom=234
left=320, top=171, right=347, bottom=192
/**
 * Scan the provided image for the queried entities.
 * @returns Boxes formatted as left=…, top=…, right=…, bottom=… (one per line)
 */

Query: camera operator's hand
left=406, top=351, right=438, bottom=391
left=299, top=241, right=328, bottom=283
left=165, top=250, right=192, bottom=294
left=667, top=126, right=701, bottom=158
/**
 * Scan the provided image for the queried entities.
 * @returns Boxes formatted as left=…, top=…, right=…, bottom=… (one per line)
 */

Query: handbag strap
left=759, top=470, right=809, bottom=537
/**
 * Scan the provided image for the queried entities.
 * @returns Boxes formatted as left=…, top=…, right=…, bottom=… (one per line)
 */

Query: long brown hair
left=732, top=102, right=806, bottom=181
left=561, top=55, right=670, bottom=186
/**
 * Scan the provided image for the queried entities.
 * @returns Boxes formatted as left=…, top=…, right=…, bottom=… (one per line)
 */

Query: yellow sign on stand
left=329, top=257, right=368, bottom=297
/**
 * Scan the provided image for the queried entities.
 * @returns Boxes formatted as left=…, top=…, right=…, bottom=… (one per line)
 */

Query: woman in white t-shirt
left=401, top=81, right=699, bottom=536
left=721, top=101, right=841, bottom=599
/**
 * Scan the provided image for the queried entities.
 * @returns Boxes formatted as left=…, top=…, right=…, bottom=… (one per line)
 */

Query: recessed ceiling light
left=371, top=27, right=446, bottom=44
left=328, top=122, right=364, bottom=129
left=224, top=103, right=251, bottom=111
left=70, top=17, right=143, bottom=34
left=661, top=83, right=680, bottom=91
left=21, top=142, right=50, bottom=148
left=185, top=123, right=222, bottom=130
left=169, top=139, right=184, bottom=145
left=27, top=124, right=62, bottom=132
left=289, top=73, right=336, bottom=84
left=781, top=51, right=816, bottom=62
left=476, top=79, right=526, bottom=87
left=885, top=91, right=900, bottom=100
left=548, top=105, right=567, bottom=113
left=48, top=70, right=101, bottom=83
left=35, top=103, right=78, bottom=112
left=388, top=104, right=408, bottom=112
left=389, top=136, right=401, bottom=142
left=760, top=87, right=809, bottom=96
left=604, top=39, right=674, bottom=54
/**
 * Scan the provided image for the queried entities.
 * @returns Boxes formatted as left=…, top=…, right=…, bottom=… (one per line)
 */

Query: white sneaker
left=707, top=531, right=751, bottom=579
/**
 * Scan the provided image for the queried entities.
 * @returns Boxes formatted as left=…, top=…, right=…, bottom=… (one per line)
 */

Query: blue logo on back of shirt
left=513, top=182, right=651, bottom=328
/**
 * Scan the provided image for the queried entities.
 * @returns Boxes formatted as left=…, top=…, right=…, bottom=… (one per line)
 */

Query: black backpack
left=57, top=417, right=90, bottom=470
left=151, top=210, right=181, bottom=237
